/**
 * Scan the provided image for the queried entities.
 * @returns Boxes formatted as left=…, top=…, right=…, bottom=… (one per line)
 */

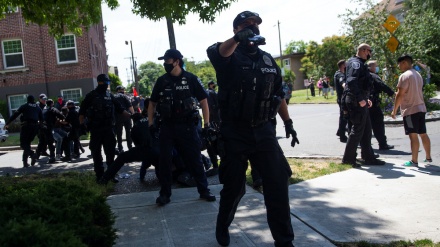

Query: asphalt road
left=275, top=104, right=440, bottom=163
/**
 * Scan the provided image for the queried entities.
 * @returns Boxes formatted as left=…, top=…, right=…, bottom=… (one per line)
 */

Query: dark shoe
left=341, top=160, right=360, bottom=168
left=41, top=151, right=50, bottom=157
left=60, top=156, right=72, bottom=162
left=200, top=191, right=216, bottom=201
left=156, top=195, right=170, bottom=206
left=30, top=154, right=38, bottom=166
left=216, top=225, right=230, bottom=246
left=379, top=144, right=394, bottom=150
left=364, top=158, right=386, bottom=166
left=205, top=167, right=219, bottom=177
left=23, top=161, right=30, bottom=168
left=47, top=158, right=56, bottom=164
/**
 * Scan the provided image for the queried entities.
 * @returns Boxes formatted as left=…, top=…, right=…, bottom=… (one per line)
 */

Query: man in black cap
left=334, top=60, right=349, bottom=143
left=4, top=95, right=43, bottom=167
left=114, top=85, right=134, bottom=153
left=207, top=10, right=298, bottom=247
left=79, top=74, right=131, bottom=182
left=148, top=48, right=216, bottom=206
left=34, top=93, right=50, bottom=160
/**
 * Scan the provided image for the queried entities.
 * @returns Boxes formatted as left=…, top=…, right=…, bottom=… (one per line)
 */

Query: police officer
left=342, top=44, right=385, bottom=167
left=148, top=48, right=216, bottom=206
left=207, top=11, right=299, bottom=247
left=4, top=95, right=43, bottom=167
left=367, top=60, right=395, bottom=150
left=114, top=85, right=134, bottom=153
left=79, top=74, right=131, bottom=182
left=99, top=112, right=155, bottom=184
left=35, top=93, right=49, bottom=159
left=42, top=99, right=66, bottom=163
left=334, top=60, right=349, bottom=143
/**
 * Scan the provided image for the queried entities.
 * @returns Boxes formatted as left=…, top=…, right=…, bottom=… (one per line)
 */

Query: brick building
left=0, top=7, right=108, bottom=116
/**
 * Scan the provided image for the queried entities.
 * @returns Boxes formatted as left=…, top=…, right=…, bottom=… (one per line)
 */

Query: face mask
left=367, top=54, right=371, bottom=60
left=375, top=66, right=380, bottom=73
left=96, top=84, right=108, bottom=92
left=164, top=63, right=175, bottom=74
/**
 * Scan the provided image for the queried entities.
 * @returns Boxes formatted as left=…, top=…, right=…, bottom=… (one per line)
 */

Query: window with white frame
left=283, top=59, right=290, bottom=67
left=8, top=94, right=27, bottom=115
left=61, top=88, right=82, bottom=102
left=55, top=34, right=77, bottom=64
left=2, top=39, right=24, bottom=68
left=2, top=6, right=18, bottom=14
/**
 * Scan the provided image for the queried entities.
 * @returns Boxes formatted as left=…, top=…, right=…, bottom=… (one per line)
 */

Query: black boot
left=23, top=161, right=30, bottom=168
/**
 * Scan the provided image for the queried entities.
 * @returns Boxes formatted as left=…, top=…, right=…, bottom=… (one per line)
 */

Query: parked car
left=0, top=113, right=9, bottom=142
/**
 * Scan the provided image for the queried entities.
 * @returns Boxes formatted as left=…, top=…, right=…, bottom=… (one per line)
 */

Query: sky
left=102, top=0, right=371, bottom=86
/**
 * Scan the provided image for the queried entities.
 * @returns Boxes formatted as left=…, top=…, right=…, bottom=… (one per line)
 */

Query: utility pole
left=166, top=17, right=176, bottom=49
left=278, top=20, right=283, bottom=69
left=125, top=40, right=139, bottom=92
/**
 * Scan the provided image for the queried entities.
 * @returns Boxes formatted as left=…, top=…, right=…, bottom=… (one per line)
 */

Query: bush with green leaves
left=0, top=172, right=117, bottom=247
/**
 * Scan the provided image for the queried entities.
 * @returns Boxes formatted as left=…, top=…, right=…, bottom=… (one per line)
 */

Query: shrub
left=0, top=172, right=117, bottom=247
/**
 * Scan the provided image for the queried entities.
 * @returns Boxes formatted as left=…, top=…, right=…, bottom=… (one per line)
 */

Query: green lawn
left=288, top=88, right=338, bottom=104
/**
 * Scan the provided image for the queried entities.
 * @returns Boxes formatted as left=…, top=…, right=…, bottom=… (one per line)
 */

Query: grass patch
left=289, top=89, right=338, bottom=104
left=335, top=239, right=440, bottom=247
left=246, top=158, right=351, bottom=186
left=0, top=172, right=116, bottom=247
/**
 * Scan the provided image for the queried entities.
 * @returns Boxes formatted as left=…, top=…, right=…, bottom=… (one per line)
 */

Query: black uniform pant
left=89, top=127, right=116, bottom=179
left=20, top=123, right=39, bottom=162
left=41, top=128, right=55, bottom=158
left=36, top=127, right=48, bottom=155
left=217, top=122, right=294, bottom=246
left=103, top=145, right=155, bottom=180
left=369, top=105, right=388, bottom=147
left=343, top=106, right=375, bottom=164
left=338, top=102, right=348, bottom=138
left=310, top=86, right=315, bottom=96
left=115, top=118, right=132, bottom=151
left=158, top=122, right=209, bottom=197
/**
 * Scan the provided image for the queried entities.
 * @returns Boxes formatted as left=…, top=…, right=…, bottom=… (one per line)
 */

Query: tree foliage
left=0, top=0, right=236, bottom=37
left=283, top=40, right=308, bottom=54
left=185, top=60, right=217, bottom=87
left=109, top=73, right=123, bottom=93
left=132, top=61, right=165, bottom=97
left=0, top=0, right=118, bottom=37
left=339, top=0, right=440, bottom=86
left=300, top=36, right=353, bottom=81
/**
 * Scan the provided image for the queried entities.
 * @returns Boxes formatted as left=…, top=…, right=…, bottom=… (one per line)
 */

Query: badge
left=352, top=62, right=360, bottom=69
left=263, top=55, right=272, bottom=66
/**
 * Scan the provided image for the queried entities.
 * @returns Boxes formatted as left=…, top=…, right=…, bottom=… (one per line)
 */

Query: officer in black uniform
left=43, top=99, right=66, bottom=163
left=334, top=60, right=349, bottom=143
left=205, top=81, right=220, bottom=176
left=342, top=44, right=385, bottom=167
left=367, top=60, right=395, bottom=150
left=148, top=48, right=216, bottom=206
left=35, top=93, right=49, bottom=159
left=4, top=95, right=43, bottom=167
left=99, top=112, right=156, bottom=184
left=207, top=11, right=299, bottom=247
left=79, top=74, right=131, bottom=181
left=114, top=85, right=134, bottom=153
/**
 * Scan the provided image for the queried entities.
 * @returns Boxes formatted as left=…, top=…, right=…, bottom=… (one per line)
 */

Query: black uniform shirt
left=345, top=56, right=372, bottom=103
left=44, top=107, right=65, bottom=129
left=207, top=43, right=283, bottom=122
left=114, top=92, right=132, bottom=111
left=7, top=102, right=43, bottom=125
left=369, top=72, right=395, bottom=105
left=334, top=70, right=346, bottom=100
left=150, top=70, right=207, bottom=118
left=79, top=89, right=126, bottom=126
left=130, top=117, right=152, bottom=148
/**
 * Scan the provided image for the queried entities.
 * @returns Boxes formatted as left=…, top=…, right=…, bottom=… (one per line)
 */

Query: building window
left=2, top=39, right=24, bottom=68
left=283, top=59, right=290, bottom=66
left=2, top=6, right=18, bottom=13
left=8, top=94, right=27, bottom=115
left=61, top=88, right=82, bottom=102
left=55, top=34, right=77, bottom=64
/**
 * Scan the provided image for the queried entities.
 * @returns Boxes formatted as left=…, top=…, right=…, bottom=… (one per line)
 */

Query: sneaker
left=423, top=158, right=433, bottom=163
left=402, top=160, right=418, bottom=167
left=200, top=191, right=216, bottom=202
left=156, top=195, right=171, bottom=206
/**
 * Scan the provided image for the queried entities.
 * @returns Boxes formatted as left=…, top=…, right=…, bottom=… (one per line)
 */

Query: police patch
left=263, top=55, right=272, bottom=66
left=352, top=62, right=361, bottom=69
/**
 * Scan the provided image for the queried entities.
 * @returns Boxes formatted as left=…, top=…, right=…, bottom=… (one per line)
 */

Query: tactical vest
left=157, top=73, right=197, bottom=122
left=86, top=91, right=115, bottom=128
left=221, top=50, right=281, bottom=126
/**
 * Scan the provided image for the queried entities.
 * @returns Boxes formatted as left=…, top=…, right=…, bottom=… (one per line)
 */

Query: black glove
left=284, top=119, right=300, bottom=147
left=202, top=126, right=217, bottom=143
left=233, top=28, right=254, bottom=43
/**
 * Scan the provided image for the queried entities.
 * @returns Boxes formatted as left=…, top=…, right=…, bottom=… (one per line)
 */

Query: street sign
left=386, top=36, right=399, bottom=53
left=383, top=14, right=400, bottom=34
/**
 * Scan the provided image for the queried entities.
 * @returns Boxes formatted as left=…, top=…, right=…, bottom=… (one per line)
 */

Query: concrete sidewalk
left=107, top=158, right=440, bottom=246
